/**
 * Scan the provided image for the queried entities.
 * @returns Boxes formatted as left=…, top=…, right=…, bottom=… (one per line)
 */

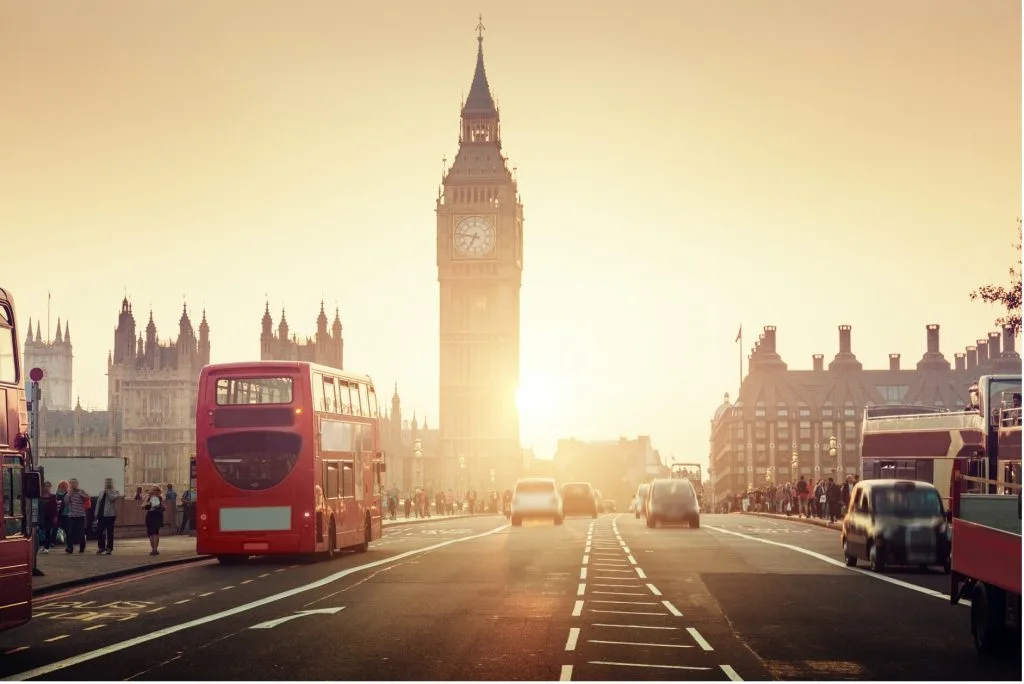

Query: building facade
left=709, top=323, right=1022, bottom=502
left=24, top=318, right=73, bottom=410
left=34, top=400, right=121, bottom=460
left=436, top=24, right=524, bottom=492
left=379, top=385, right=442, bottom=494
left=553, top=436, right=669, bottom=504
left=107, top=299, right=210, bottom=486
left=260, top=302, right=343, bottom=370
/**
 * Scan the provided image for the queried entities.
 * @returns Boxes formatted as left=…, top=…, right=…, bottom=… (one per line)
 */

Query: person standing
left=95, top=478, right=121, bottom=554
left=38, top=481, right=57, bottom=551
left=142, top=486, right=165, bottom=555
left=165, top=484, right=178, bottom=530
left=64, top=479, right=90, bottom=554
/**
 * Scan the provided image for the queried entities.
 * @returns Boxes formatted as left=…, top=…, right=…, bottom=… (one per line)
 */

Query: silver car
left=511, top=477, right=564, bottom=526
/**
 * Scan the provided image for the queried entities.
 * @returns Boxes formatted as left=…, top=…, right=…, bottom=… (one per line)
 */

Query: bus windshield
left=216, top=377, right=293, bottom=405
left=207, top=431, right=302, bottom=490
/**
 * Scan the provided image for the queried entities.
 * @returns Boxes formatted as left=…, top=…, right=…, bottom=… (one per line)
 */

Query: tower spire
left=463, top=14, right=496, bottom=115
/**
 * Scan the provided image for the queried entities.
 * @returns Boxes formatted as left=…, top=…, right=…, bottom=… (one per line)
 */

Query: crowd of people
left=719, top=474, right=860, bottom=523
left=380, top=488, right=509, bottom=520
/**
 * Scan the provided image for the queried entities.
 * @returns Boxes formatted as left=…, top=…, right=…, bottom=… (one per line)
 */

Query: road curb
left=742, top=511, right=841, bottom=531
left=33, top=555, right=214, bottom=597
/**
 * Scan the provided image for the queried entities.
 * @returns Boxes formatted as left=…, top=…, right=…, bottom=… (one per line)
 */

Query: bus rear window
left=207, top=431, right=302, bottom=491
left=216, top=377, right=293, bottom=405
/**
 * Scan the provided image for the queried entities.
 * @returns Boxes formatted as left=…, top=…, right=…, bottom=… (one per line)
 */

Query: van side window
left=857, top=490, right=870, bottom=513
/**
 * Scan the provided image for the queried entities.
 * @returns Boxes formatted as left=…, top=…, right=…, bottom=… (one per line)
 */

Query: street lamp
left=791, top=450, right=799, bottom=479
left=414, top=439, right=423, bottom=489
left=828, top=435, right=838, bottom=480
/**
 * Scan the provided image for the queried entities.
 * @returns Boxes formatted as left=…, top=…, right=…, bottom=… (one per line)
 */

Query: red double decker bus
left=195, top=361, right=385, bottom=562
left=0, top=287, right=42, bottom=631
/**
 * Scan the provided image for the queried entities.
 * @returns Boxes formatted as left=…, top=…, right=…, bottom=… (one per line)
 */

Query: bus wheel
left=355, top=515, right=371, bottom=553
left=972, top=582, right=1007, bottom=655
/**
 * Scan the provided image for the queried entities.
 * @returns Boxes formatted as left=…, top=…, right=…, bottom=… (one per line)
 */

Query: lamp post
left=414, top=439, right=423, bottom=489
left=828, top=435, right=838, bottom=481
left=791, top=450, right=799, bottom=479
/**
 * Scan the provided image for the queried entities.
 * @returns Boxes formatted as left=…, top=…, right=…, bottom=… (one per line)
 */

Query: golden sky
left=2, top=0, right=1020, bottom=467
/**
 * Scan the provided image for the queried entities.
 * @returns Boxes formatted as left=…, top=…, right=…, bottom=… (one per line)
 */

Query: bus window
left=359, top=385, right=370, bottom=418
left=322, top=376, right=337, bottom=413
left=341, top=462, right=355, bottom=498
left=216, top=377, right=293, bottom=405
left=312, top=374, right=325, bottom=412
left=0, top=304, right=16, bottom=384
left=367, top=386, right=378, bottom=417
left=349, top=384, right=362, bottom=416
left=3, top=456, right=25, bottom=537
left=337, top=382, right=353, bottom=414
left=325, top=462, right=340, bottom=499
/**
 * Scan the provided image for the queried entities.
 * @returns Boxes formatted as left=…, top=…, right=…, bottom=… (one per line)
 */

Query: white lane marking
left=273, top=568, right=285, bottom=573
left=148, top=607, right=165, bottom=614
left=3, top=647, right=29, bottom=655
left=258, top=573, right=270, bottom=578
left=594, top=623, right=677, bottom=630
left=198, top=592, right=214, bottom=597
left=577, top=583, right=587, bottom=597
left=663, top=600, right=683, bottom=616
left=705, top=524, right=971, bottom=606
left=593, top=562, right=629, bottom=567
left=82, top=625, right=106, bottom=631
left=588, top=661, right=711, bottom=671
left=584, top=546, right=592, bottom=553
left=591, top=609, right=668, bottom=616
left=594, top=591, right=646, bottom=596
left=43, top=635, right=69, bottom=643
left=240, top=580, right=253, bottom=585
left=622, top=546, right=631, bottom=553
left=594, top=569, right=633, bottom=573
left=589, top=639, right=693, bottom=648
left=572, top=600, right=584, bottom=617
left=4, top=523, right=511, bottom=682
left=560, top=665, right=573, bottom=681
left=721, top=664, right=743, bottom=681
left=579, top=568, right=587, bottom=580
left=593, top=583, right=643, bottom=587
left=627, top=555, right=638, bottom=565
left=174, top=599, right=191, bottom=605
left=582, top=554, right=590, bottom=565
left=635, top=568, right=647, bottom=579
left=592, top=553, right=624, bottom=557
left=250, top=607, right=344, bottom=630
left=565, top=627, right=580, bottom=651
left=687, top=626, right=713, bottom=650
left=646, top=583, right=662, bottom=596
left=220, top=586, right=234, bottom=591
left=592, top=600, right=658, bottom=605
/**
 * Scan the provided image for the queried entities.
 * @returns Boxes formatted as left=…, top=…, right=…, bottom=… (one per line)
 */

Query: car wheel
left=690, top=515, right=700, bottom=529
left=842, top=538, right=857, bottom=567
left=869, top=544, right=885, bottom=573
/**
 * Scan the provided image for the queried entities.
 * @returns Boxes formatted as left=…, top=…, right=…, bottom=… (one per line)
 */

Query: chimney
left=1002, top=324, right=1017, bottom=356
left=889, top=353, right=901, bottom=372
left=813, top=354, right=824, bottom=372
left=926, top=324, right=940, bottom=354
left=954, top=353, right=966, bottom=371
left=966, top=346, right=978, bottom=371
left=838, top=325, right=852, bottom=354
left=977, top=339, right=989, bottom=366
left=988, top=331, right=1002, bottom=358
left=763, top=326, right=777, bottom=353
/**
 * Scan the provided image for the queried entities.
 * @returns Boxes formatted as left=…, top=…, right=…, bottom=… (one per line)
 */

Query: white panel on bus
left=220, top=506, right=292, bottom=532
left=321, top=419, right=355, bottom=453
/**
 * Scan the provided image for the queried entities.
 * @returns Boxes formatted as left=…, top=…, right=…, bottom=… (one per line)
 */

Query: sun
left=515, top=378, right=559, bottom=424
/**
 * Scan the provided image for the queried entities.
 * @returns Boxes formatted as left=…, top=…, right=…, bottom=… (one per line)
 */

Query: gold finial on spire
left=476, top=14, right=485, bottom=44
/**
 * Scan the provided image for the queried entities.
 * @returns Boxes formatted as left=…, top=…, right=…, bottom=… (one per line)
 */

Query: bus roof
left=201, top=361, right=374, bottom=386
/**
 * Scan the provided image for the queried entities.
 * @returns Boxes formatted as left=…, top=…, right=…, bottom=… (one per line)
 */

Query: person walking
left=95, top=478, right=121, bottom=554
left=64, top=479, right=90, bottom=554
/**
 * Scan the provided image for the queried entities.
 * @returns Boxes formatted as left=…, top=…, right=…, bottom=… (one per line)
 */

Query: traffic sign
left=29, top=367, right=44, bottom=382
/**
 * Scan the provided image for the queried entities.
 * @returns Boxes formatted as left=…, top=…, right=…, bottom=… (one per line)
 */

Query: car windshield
left=872, top=487, right=943, bottom=518
left=563, top=484, right=592, bottom=498
left=516, top=481, right=554, bottom=494
left=652, top=480, right=693, bottom=501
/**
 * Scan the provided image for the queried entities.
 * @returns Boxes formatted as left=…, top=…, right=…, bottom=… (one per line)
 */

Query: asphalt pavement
left=0, top=513, right=1018, bottom=681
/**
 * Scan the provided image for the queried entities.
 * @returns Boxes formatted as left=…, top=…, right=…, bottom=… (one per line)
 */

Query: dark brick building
left=709, top=323, right=1021, bottom=502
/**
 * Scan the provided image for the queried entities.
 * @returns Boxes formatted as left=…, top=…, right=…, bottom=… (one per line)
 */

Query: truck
left=949, top=396, right=1022, bottom=655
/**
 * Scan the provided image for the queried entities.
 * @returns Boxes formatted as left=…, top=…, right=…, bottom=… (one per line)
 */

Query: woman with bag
left=142, top=486, right=165, bottom=556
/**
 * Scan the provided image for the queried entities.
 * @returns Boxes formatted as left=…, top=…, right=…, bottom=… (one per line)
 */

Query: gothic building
left=107, top=298, right=210, bottom=485
left=436, top=21, right=524, bottom=491
left=379, top=384, right=441, bottom=493
left=34, top=399, right=121, bottom=461
left=709, top=323, right=1022, bottom=502
left=260, top=302, right=343, bottom=370
left=23, top=318, right=73, bottom=410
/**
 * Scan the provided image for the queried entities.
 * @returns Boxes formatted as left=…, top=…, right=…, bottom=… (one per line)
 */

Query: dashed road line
left=592, top=600, right=659, bottom=605
left=220, top=586, right=235, bottom=591
left=273, top=568, right=285, bottom=573
left=577, top=583, right=587, bottom=597
left=572, top=600, right=584, bottom=617
left=240, top=579, right=253, bottom=585
left=721, top=664, right=743, bottom=680
left=662, top=600, right=683, bottom=617
left=635, top=568, right=647, bottom=579
left=258, top=573, right=270, bottom=578
left=687, top=626, right=713, bottom=651
left=582, top=554, right=590, bottom=565
left=4, top=647, right=29, bottom=655
left=591, top=609, right=667, bottom=616
left=148, top=607, right=165, bottom=614
left=43, top=635, right=69, bottom=643
left=594, top=591, right=646, bottom=596
left=589, top=639, right=693, bottom=648
left=627, top=555, right=638, bottom=565
left=565, top=627, right=580, bottom=651
left=646, top=583, right=662, bottom=596
left=588, top=661, right=712, bottom=671
left=198, top=592, right=214, bottom=597
left=559, top=665, right=573, bottom=681
left=83, top=625, right=106, bottom=631
left=579, top=568, right=587, bottom=580
left=174, top=599, right=191, bottom=605
left=593, top=583, right=643, bottom=588
left=594, top=623, right=677, bottom=630
left=594, top=569, right=633, bottom=573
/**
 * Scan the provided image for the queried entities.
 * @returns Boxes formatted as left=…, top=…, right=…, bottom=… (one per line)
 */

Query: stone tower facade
left=260, top=302, right=344, bottom=370
left=24, top=317, right=73, bottom=410
left=107, top=299, right=210, bottom=485
left=436, top=21, right=524, bottom=492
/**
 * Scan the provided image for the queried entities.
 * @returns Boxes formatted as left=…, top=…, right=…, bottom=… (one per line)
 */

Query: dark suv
left=561, top=482, right=599, bottom=518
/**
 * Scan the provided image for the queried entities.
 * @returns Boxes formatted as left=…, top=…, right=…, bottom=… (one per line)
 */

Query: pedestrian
left=55, top=480, right=70, bottom=545
left=38, top=481, right=57, bottom=550
left=95, top=477, right=121, bottom=554
left=179, top=487, right=195, bottom=534
left=64, top=479, right=90, bottom=554
left=165, top=484, right=178, bottom=529
left=142, top=485, right=165, bottom=555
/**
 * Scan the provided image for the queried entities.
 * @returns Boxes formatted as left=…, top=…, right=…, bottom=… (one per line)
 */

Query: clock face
left=454, top=216, right=496, bottom=257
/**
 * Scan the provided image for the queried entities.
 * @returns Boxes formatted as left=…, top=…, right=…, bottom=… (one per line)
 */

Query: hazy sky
left=2, top=1, right=1020, bottom=467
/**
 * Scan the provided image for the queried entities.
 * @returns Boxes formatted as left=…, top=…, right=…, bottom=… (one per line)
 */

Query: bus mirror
left=22, top=471, right=42, bottom=500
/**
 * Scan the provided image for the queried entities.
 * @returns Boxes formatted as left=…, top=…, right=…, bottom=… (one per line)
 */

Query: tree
left=970, top=219, right=1022, bottom=334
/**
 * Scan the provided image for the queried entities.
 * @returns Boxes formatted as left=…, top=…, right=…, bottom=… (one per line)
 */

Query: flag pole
left=738, top=325, right=743, bottom=394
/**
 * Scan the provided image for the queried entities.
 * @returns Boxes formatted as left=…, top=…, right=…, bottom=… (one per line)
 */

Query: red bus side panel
left=951, top=519, right=1022, bottom=595
left=0, top=538, right=32, bottom=630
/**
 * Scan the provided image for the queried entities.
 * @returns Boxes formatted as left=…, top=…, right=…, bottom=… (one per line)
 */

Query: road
left=0, top=513, right=1019, bottom=681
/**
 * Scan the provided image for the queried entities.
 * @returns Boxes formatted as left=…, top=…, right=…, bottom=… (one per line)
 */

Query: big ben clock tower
left=437, top=17, right=524, bottom=492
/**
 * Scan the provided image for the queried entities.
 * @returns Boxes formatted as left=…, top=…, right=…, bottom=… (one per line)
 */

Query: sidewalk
left=32, top=513, right=486, bottom=595
left=33, top=535, right=203, bottom=595
left=742, top=510, right=842, bottom=531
